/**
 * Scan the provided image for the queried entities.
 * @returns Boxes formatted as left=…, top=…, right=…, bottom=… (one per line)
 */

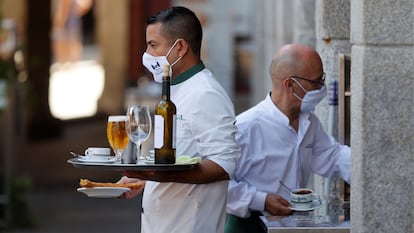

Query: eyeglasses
left=291, top=73, right=326, bottom=86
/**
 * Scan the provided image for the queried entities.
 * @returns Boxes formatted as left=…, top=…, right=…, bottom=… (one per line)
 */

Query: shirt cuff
left=250, top=191, right=267, bottom=211
left=338, top=147, right=351, bottom=184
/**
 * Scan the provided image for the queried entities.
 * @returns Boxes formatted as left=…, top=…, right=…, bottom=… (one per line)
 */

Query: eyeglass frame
left=290, top=72, right=326, bottom=86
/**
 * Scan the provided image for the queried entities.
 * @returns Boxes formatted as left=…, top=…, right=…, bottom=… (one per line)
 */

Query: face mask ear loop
left=292, top=92, right=303, bottom=101
left=290, top=77, right=307, bottom=101
left=170, top=56, right=182, bottom=67
left=290, top=77, right=308, bottom=93
left=165, top=39, right=180, bottom=57
left=165, top=39, right=182, bottom=69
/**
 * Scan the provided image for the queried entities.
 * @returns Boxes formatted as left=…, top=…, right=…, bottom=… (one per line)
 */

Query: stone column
left=315, top=0, right=351, bottom=124
left=350, top=0, right=414, bottom=232
left=203, top=0, right=235, bottom=99
left=312, top=0, right=351, bottom=210
left=251, top=0, right=274, bottom=105
left=293, top=0, right=316, bottom=47
left=96, top=0, right=129, bottom=114
left=251, top=0, right=294, bottom=105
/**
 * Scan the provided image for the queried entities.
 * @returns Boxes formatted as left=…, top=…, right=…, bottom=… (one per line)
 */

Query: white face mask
left=142, top=39, right=182, bottom=83
left=291, top=78, right=327, bottom=112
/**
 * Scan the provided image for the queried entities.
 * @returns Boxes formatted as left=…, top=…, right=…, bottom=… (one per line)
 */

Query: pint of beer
left=107, top=115, right=129, bottom=161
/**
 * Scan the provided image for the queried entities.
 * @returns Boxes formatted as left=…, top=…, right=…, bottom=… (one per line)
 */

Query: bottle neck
left=161, top=77, right=171, bottom=101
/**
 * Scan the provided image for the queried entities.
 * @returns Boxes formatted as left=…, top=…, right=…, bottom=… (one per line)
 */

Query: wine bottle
left=154, top=64, right=176, bottom=164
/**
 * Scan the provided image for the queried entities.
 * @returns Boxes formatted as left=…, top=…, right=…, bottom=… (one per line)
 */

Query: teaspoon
left=70, top=151, right=86, bottom=159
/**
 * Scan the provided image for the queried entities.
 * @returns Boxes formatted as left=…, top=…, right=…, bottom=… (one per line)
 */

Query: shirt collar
left=171, top=62, right=205, bottom=85
left=264, top=93, right=290, bottom=126
left=265, top=92, right=311, bottom=125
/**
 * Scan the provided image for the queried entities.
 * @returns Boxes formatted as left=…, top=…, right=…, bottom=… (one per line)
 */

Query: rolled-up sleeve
left=190, top=89, right=241, bottom=179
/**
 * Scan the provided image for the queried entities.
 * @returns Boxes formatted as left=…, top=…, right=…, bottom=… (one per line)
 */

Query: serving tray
left=67, top=158, right=199, bottom=171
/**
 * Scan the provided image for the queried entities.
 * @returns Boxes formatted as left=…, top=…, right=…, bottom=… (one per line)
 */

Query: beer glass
left=107, top=115, right=129, bottom=161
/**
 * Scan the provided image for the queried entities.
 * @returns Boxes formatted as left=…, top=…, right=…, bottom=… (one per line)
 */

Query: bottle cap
left=163, top=64, right=170, bottom=77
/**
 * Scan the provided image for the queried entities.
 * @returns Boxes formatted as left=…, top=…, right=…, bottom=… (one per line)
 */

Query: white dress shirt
left=227, top=93, right=351, bottom=218
left=141, top=65, right=241, bottom=233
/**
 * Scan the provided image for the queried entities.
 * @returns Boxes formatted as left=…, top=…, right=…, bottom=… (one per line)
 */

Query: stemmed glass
left=126, top=105, right=152, bottom=161
left=106, top=115, right=129, bottom=162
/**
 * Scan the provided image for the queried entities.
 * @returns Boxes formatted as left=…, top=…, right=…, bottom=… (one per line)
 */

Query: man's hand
left=116, top=176, right=145, bottom=199
left=264, top=193, right=293, bottom=216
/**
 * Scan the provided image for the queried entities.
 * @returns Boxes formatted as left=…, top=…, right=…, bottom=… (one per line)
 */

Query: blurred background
left=0, top=0, right=412, bottom=232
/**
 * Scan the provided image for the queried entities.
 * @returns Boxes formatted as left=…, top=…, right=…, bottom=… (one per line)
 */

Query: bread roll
left=79, top=178, right=145, bottom=190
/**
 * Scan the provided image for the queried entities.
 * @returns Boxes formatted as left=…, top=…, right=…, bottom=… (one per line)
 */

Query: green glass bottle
left=154, top=64, right=176, bottom=164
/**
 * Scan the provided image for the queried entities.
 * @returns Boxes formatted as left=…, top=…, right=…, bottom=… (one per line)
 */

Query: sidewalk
left=7, top=189, right=141, bottom=233
left=5, top=117, right=142, bottom=233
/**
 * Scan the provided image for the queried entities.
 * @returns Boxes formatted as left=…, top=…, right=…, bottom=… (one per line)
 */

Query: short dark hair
left=148, top=6, right=202, bottom=56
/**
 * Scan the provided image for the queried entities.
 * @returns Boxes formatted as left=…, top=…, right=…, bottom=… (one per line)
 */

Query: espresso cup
left=84, top=147, right=111, bottom=160
left=290, top=188, right=320, bottom=209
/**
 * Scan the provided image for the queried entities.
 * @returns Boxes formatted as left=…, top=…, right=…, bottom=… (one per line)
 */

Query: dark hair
left=148, top=6, right=202, bottom=56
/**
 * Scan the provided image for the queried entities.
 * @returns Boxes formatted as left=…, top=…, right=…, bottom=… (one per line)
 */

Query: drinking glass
left=106, top=115, right=129, bottom=161
left=126, top=105, right=151, bottom=161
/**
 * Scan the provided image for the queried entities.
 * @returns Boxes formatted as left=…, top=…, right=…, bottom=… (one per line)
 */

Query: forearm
left=168, top=159, right=229, bottom=183
left=123, top=159, right=229, bottom=184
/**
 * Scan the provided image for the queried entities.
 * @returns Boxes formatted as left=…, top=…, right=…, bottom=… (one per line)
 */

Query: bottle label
left=172, top=114, right=176, bottom=149
left=154, top=114, right=177, bottom=149
left=154, top=115, right=164, bottom=148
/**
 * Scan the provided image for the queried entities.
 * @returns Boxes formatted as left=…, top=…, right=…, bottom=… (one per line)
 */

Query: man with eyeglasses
left=226, top=44, right=351, bottom=233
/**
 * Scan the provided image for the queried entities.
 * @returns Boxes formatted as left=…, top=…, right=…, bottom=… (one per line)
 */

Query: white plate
left=77, top=187, right=130, bottom=198
left=78, top=156, right=118, bottom=163
left=289, top=198, right=326, bottom=211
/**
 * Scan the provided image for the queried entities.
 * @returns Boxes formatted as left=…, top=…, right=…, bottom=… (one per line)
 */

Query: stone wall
left=350, top=0, right=414, bottom=232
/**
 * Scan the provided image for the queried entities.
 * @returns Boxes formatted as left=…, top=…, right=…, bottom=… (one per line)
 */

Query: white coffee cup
left=290, top=188, right=320, bottom=209
left=84, top=147, right=111, bottom=161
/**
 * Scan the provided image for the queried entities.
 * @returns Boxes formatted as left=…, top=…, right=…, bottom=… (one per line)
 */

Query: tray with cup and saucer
left=68, top=152, right=200, bottom=171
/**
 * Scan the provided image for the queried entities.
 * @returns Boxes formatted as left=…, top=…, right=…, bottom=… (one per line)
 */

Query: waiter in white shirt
left=226, top=43, right=351, bottom=233
left=118, top=6, right=240, bottom=233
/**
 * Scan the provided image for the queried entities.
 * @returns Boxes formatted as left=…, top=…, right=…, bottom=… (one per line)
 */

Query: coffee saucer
left=289, top=198, right=326, bottom=211
left=78, top=156, right=117, bottom=163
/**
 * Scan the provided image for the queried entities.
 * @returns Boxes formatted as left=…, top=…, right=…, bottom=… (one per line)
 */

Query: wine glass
left=106, top=115, right=129, bottom=162
left=126, top=105, right=152, bottom=161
